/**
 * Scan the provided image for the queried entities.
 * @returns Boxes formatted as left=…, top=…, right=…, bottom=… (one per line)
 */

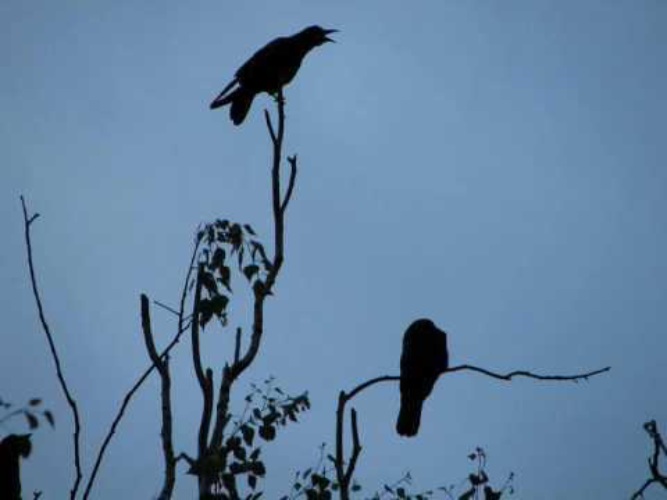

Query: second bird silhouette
left=397, top=319, right=449, bottom=437
left=210, top=25, right=338, bottom=125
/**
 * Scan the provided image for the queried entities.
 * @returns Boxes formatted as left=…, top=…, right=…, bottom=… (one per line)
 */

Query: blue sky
left=1, top=1, right=666, bottom=498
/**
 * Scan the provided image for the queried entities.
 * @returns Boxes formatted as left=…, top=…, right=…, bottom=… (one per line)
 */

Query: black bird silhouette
left=210, top=25, right=337, bottom=125
left=396, top=319, right=449, bottom=437
left=0, top=434, right=32, bottom=499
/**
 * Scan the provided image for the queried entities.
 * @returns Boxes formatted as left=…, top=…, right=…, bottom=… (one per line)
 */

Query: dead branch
left=20, top=195, right=82, bottom=500
left=140, top=295, right=176, bottom=499
left=631, top=420, right=667, bottom=499
left=334, top=363, right=610, bottom=499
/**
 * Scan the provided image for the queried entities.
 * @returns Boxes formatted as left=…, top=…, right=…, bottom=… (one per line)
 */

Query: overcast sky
left=2, top=1, right=666, bottom=498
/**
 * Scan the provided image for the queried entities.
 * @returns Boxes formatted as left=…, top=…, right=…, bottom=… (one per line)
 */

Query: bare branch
left=446, top=364, right=611, bottom=383
left=281, top=155, right=298, bottom=214
left=234, top=327, right=242, bottom=365
left=631, top=420, right=667, bottom=499
left=85, top=236, right=200, bottom=498
left=343, top=408, right=362, bottom=488
left=333, top=363, right=610, bottom=499
left=334, top=391, right=346, bottom=499
left=140, top=295, right=175, bottom=500
left=153, top=300, right=181, bottom=317
left=264, top=109, right=277, bottom=144
left=344, top=365, right=611, bottom=403
left=21, top=195, right=82, bottom=500
left=83, top=309, right=190, bottom=499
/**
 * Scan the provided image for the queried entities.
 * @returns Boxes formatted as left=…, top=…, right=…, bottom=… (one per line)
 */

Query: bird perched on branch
left=396, top=319, right=449, bottom=437
left=210, top=25, right=338, bottom=125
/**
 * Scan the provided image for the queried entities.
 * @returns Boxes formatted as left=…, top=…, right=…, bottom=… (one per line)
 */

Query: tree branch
left=334, top=363, right=610, bottom=499
left=208, top=90, right=291, bottom=454
left=281, top=155, right=298, bottom=214
left=21, top=195, right=82, bottom=500
left=140, top=295, right=175, bottom=500
left=631, top=420, right=667, bottom=499
left=84, top=238, right=200, bottom=499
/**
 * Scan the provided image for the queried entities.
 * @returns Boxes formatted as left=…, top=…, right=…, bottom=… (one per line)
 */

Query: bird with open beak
left=210, top=25, right=338, bottom=125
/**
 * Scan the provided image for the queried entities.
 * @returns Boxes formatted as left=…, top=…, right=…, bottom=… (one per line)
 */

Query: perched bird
left=210, top=25, right=337, bottom=125
left=396, top=319, right=449, bottom=437
left=0, top=434, right=32, bottom=500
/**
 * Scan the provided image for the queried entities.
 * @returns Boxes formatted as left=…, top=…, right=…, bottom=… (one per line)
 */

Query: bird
left=210, top=25, right=338, bottom=125
left=0, top=434, right=32, bottom=500
left=396, top=319, right=449, bottom=437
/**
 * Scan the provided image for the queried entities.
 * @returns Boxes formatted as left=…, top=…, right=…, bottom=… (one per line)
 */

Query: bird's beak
left=324, top=28, right=339, bottom=43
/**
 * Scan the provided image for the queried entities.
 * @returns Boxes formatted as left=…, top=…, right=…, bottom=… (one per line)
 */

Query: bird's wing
left=236, top=36, right=287, bottom=81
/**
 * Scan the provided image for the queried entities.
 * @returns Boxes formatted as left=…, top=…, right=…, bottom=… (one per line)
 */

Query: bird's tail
left=210, top=86, right=255, bottom=126
left=396, top=397, right=423, bottom=437
left=229, top=88, right=255, bottom=125
left=209, top=78, right=238, bottom=110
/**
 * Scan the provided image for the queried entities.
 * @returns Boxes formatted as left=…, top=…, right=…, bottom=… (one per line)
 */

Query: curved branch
left=21, top=195, right=82, bottom=500
left=334, top=363, right=610, bottom=499
left=344, top=365, right=611, bottom=403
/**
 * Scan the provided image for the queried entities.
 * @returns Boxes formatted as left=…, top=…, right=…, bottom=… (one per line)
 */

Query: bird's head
left=301, top=25, right=338, bottom=46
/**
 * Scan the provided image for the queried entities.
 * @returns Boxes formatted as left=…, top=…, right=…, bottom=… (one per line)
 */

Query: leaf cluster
left=195, top=220, right=270, bottom=329
left=0, top=396, right=55, bottom=432
left=196, top=379, right=311, bottom=499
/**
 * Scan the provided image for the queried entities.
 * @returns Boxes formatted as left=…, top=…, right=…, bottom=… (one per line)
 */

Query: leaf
left=248, top=474, right=257, bottom=490
left=230, top=223, right=243, bottom=246
left=28, top=398, right=42, bottom=406
left=258, top=425, right=276, bottom=441
left=249, top=448, right=261, bottom=461
left=459, top=487, right=475, bottom=500
left=210, top=295, right=229, bottom=317
left=397, top=487, right=406, bottom=498
left=243, top=265, right=260, bottom=281
left=252, top=461, right=266, bottom=477
left=243, top=224, right=256, bottom=236
left=351, top=484, right=361, bottom=492
left=43, top=410, right=55, bottom=428
left=25, top=411, right=39, bottom=429
left=233, top=446, right=246, bottom=461
left=238, top=245, right=245, bottom=269
left=220, top=266, right=232, bottom=292
left=211, top=248, right=226, bottom=269
left=201, top=271, right=218, bottom=295
left=199, top=299, right=213, bottom=328
left=241, top=425, right=255, bottom=446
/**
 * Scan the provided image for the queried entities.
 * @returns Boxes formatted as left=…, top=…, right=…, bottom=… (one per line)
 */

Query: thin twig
left=153, top=300, right=181, bottom=317
left=345, top=365, right=610, bottom=402
left=281, top=155, right=298, bottom=214
left=21, top=195, right=82, bottom=500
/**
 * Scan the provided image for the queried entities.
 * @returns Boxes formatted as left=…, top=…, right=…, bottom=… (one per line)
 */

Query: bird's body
left=396, top=319, right=449, bottom=437
left=0, top=434, right=32, bottom=499
left=210, top=25, right=337, bottom=125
